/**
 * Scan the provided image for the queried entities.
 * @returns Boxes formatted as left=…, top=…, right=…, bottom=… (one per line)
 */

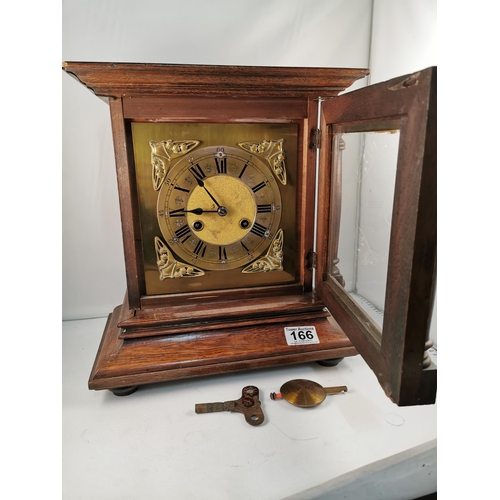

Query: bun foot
left=316, top=357, right=344, bottom=367
left=109, top=386, right=138, bottom=396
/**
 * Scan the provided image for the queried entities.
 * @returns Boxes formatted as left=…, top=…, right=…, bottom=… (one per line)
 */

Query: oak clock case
left=62, top=62, right=437, bottom=407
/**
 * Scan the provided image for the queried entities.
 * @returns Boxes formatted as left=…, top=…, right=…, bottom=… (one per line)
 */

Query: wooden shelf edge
left=88, top=304, right=357, bottom=391
left=89, top=346, right=358, bottom=391
left=118, top=293, right=330, bottom=338
left=62, top=62, right=369, bottom=98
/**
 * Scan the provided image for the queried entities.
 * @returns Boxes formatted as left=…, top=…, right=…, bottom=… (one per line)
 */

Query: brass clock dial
left=131, top=122, right=299, bottom=296
left=157, top=146, right=282, bottom=271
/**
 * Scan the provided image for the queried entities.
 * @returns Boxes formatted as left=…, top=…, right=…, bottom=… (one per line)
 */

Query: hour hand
left=170, top=208, right=218, bottom=216
left=185, top=208, right=218, bottom=215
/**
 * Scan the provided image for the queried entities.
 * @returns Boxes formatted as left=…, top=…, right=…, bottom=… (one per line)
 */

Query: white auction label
left=284, top=326, right=320, bottom=345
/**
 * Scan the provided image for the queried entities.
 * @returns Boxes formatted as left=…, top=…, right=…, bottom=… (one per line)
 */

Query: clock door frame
left=315, top=68, right=437, bottom=406
left=116, top=96, right=315, bottom=308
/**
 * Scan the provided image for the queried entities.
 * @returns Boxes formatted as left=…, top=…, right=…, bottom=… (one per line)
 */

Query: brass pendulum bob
left=270, top=379, right=347, bottom=408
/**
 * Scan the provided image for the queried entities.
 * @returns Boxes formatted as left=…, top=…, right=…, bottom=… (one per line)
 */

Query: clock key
left=195, top=385, right=264, bottom=426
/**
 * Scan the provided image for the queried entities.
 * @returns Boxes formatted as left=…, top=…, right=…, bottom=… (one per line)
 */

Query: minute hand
left=196, top=178, right=222, bottom=209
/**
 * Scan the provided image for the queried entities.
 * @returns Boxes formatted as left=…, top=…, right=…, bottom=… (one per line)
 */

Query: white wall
left=369, top=0, right=437, bottom=84
left=62, top=0, right=374, bottom=320
left=367, top=0, right=437, bottom=345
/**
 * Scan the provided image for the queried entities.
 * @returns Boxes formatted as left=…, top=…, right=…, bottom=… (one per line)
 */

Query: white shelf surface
left=62, top=317, right=437, bottom=500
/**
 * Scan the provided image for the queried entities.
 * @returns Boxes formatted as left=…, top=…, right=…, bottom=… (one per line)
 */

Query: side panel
left=109, top=98, right=144, bottom=308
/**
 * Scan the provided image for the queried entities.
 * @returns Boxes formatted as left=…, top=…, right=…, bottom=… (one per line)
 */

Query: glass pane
left=330, top=129, right=400, bottom=334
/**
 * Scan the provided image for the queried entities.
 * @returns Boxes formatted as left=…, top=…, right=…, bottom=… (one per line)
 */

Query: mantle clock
left=63, top=62, right=437, bottom=406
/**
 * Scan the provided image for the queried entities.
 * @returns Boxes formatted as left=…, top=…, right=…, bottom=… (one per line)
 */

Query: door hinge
left=309, top=128, right=321, bottom=150
left=307, top=251, right=318, bottom=269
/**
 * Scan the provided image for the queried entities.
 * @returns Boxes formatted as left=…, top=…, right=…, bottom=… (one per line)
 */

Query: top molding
left=62, top=62, right=369, bottom=99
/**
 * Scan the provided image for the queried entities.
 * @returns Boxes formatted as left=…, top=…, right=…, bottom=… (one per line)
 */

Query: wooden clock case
left=62, top=62, right=436, bottom=406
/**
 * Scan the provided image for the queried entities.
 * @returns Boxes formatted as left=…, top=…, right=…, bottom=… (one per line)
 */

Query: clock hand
left=196, top=178, right=223, bottom=209
left=184, top=208, right=219, bottom=215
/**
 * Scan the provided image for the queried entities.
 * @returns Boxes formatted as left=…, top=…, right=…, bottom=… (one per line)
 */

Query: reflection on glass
left=332, top=130, right=400, bottom=330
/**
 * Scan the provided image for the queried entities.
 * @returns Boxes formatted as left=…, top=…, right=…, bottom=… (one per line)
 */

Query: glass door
left=316, top=68, right=437, bottom=406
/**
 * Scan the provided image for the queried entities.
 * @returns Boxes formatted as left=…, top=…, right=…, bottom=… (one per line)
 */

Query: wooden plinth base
left=89, top=303, right=357, bottom=392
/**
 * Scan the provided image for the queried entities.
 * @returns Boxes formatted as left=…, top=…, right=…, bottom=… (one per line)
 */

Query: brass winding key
left=195, top=385, right=264, bottom=426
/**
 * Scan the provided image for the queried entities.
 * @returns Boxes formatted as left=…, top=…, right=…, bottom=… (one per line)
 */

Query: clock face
left=131, top=122, right=299, bottom=296
left=157, top=146, right=282, bottom=271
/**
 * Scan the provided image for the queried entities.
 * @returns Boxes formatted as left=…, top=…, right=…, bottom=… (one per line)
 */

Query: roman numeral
left=189, top=164, right=206, bottom=180
left=174, top=186, right=190, bottom=193
left=250, top=222, right=267, bottom=238
left=219, top=246, right=227, bottom=260
left=175, top=225, right=191, bottom=240
left=215, top=156, right=227, bottom=173
left=194, top=240, right=207, bottom=257
left=169, top=208, right=186, bottom=217
left=240, top=241, right=249, bottom=252
left=257, top=204, right=272, bottom=213
left=238, top=163, right=248, bottom=178
left=252, top=181, right=266, bottom=193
